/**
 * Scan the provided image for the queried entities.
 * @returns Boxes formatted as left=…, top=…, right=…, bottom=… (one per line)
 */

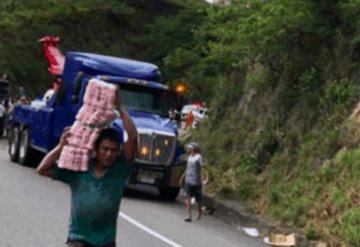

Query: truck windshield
left=120, top=86, right=170, bottom=117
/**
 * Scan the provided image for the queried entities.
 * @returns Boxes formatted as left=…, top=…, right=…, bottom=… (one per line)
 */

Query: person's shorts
left=66, top=239, right=116, bottom=247
left=184, top=183, right=202, bottom=201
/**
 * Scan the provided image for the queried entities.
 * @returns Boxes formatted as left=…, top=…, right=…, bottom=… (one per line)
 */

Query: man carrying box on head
left=36, top=87, right=137, bottom=247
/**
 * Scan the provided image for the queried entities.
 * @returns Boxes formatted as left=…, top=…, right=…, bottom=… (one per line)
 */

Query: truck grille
left=136, top=132, right=176, bottom=165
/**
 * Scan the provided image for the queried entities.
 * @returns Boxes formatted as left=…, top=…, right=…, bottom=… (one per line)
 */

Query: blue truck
left=8, top=37, right=186, bottom=200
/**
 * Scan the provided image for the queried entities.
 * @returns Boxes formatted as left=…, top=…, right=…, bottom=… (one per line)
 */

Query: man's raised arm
left=36, top=127, right=70, bottom=177
left=116, top=88, right=138, bottom=161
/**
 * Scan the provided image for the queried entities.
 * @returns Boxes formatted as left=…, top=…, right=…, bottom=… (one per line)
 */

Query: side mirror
left=72, top=72, right=84, bottom=104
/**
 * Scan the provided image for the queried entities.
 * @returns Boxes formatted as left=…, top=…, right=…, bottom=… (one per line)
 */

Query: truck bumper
left=129, top=162, right=186, bottom=188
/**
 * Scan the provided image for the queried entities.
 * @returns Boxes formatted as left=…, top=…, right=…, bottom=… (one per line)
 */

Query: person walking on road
left=37, top=95, right=137, bottom=247
left=179, top=142, right=209, bottom=222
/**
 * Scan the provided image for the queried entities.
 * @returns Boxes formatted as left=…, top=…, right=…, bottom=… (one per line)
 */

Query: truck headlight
left=140, top=146, right=149, bottom=156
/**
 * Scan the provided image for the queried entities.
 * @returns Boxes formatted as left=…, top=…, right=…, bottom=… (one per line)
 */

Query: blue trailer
left=8, top=51, right=186, bottom=200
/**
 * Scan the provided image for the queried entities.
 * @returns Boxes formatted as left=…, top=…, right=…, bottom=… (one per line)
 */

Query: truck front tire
left=158, top=187, right=180, bottom=201
left=9, top=126, right=20, bottom=162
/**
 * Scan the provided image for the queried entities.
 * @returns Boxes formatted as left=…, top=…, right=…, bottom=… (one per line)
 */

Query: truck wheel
left=9, top=126, right=20, bottom=162
left=158, top=187, right=180, bottom=201
left=18, top=129, right=35, bottom=166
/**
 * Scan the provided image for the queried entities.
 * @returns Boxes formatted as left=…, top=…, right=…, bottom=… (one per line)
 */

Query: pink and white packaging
left=85, top=128, right=100, bottom=150
left=88, top=108, right=105, bottom=125
left=83, top=81, right=97, bottom=103
left=67, top=122, right=99, bottom=149
left=58, top=146, right=89, bottom=172
left=58, top=78, right=119, bottom=171
left=76, top=105, right=117, bottom=126
left=83, top=79, right=117, bottom=108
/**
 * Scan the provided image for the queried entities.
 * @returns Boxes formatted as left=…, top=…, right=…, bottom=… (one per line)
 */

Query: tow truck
left=8, top=37, right=186, bottom=200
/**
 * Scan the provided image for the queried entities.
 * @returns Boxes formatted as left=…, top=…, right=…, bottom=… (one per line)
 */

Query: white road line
left=119, top=212, right=183, bottom=247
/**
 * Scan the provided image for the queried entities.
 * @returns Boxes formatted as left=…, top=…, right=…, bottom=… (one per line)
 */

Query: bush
left=269, top=185, right=282, bottom=204
left=321, top=78, right=357, bottom=109
left=305, top=223, right=320, bottom=240
left=236, top=176, right=257, bottom=200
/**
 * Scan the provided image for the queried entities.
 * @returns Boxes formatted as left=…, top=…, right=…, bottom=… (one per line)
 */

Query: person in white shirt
left=179, top=142, right=209, bottom=222
left=0, top=102, right=6, bottom=137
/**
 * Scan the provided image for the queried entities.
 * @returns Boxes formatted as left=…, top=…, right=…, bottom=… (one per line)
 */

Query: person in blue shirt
left=37, top=95, right=137, bottom=247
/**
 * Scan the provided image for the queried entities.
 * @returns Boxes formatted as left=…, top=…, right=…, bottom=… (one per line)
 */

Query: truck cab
left=8, top=50, right=186, bottom=200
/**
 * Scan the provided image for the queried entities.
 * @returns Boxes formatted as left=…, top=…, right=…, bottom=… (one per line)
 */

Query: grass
left=235, top=175, right=258, bottom=200
left=341, top=208, right=360, bottom=246
left=192, top=79, right=360, bottom=246
left=305, top=223, right=320, bottom=240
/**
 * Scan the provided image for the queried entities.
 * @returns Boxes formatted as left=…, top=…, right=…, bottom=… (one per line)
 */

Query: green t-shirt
left=53, top=155, right=132, bottom=246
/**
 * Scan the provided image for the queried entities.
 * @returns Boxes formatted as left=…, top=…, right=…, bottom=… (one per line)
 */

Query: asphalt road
left=0, top=140, right=268, bottom=247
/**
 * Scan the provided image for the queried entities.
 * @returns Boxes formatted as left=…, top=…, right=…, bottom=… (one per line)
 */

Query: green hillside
left=164, top=1, right=360, bottom=246
left=1, top=0, right=360, bottom=246
left=150, top=1, right=360, bottom=245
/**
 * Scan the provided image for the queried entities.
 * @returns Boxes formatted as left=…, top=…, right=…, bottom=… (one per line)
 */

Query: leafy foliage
left=1, top=0, right=360, bottom=245
left=0, top=0, right=182, bottom=96
left=155, top=1, right=360, bottom=245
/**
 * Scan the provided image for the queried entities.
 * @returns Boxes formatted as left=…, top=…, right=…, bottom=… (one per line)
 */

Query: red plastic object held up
left=38, top=36, right=65, bottom=75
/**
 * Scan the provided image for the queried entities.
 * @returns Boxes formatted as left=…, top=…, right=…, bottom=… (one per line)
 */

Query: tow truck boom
left=38, top=36, right=65, bottom=75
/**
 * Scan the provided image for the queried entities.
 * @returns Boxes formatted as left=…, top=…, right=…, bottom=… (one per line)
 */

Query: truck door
left=52, top=79, right=77, bottom=148
left=52, top=75, right=88, bottom=148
